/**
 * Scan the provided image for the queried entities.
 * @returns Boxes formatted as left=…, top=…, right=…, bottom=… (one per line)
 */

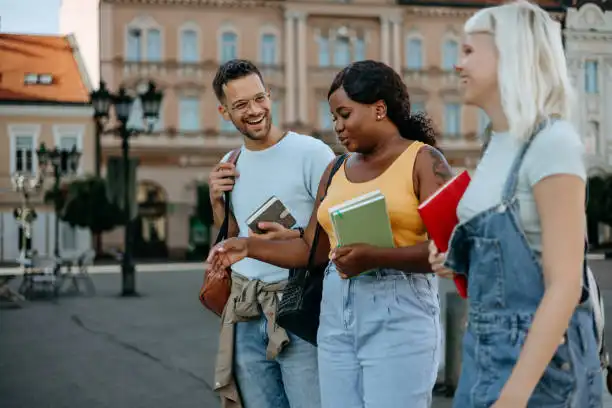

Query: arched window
left=220, top=31, right=238, bottom=63
left=405, top=37, right=423, bottom=69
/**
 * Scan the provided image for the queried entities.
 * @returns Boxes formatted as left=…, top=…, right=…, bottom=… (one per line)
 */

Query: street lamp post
left=11, top=173, right=44, bottom=263
left=90, top=80, right=163, bottom=296
left=36, top=144, right=81, bottom=259
left=10, top=143, right=80, bottom=263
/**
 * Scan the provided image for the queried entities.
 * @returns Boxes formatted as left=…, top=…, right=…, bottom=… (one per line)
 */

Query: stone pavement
left=1, top=262, right=611, bottom=408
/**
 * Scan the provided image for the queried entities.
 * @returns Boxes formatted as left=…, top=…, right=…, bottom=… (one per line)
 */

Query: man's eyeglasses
left=227, top=92, right=270, bottom=113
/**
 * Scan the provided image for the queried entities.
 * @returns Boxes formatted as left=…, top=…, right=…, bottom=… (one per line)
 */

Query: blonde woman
left=429, top=1, right=603, bottom=407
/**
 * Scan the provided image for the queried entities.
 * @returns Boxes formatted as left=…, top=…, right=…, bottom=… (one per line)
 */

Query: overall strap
left=501, top=118, right=557, bottom=203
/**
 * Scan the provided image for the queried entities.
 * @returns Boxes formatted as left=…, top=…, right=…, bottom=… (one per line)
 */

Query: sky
left=0, top=0, right=61, bottom=35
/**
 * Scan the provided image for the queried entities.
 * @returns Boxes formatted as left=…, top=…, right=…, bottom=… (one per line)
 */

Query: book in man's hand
left=328, top=190, right=395, bottom=276
left=417, top=170, right=471, bottom=298
left=246, top=196, right=297, bottom=234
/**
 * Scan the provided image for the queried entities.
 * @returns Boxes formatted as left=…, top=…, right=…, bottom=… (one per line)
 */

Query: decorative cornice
left=402, top=6, right=563, bottom=21
left=102, top=0, right=565, bottom=22
left=102, top=0, right=284, bottom=9
left=564, top=31, right=612, bottom=41
left=403, top=6, right=476, bottom=18
left=109, top=57, right=219, bottom=69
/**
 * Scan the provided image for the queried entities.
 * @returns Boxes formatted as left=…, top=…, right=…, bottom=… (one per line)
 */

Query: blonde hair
left=464, top=0, right=574, bottom=140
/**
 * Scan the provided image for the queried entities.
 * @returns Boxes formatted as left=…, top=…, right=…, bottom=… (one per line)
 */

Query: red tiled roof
left=0, top=34, right=90, bottom=104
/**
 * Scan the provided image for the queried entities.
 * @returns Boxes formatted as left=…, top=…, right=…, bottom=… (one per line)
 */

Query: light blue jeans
left=317, top=263, right=441, bottom=408
left=234, top=314, right=320, bottom=408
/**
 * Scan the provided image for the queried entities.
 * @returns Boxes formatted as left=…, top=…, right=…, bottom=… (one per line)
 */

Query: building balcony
left=440, top=69, right=460, bottom=88
left=112, top=58, right=287, bottom=89
left=113, top=58, right=220, bottom=86
left=403, top=67, right=460, bottom=91
left=100, top=126, right=242, bottom=152
left=403, top=69, right=430, bottom=89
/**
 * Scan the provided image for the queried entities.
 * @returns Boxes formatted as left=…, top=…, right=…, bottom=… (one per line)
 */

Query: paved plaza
left=0, top=262, right=611, bottom=408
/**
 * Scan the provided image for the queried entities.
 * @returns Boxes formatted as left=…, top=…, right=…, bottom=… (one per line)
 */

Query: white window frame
left=316, top=31, right=331, bottom=67
left=259, top=25, right=280, bottom=65
left=405, top=33, right=425, bottom=70
left=584, top=59, right=599, bottom=94
left=318, top=100, right=332, bottom=130
left=60, top=221, right=78, bottom=254
left=8, top=124, right=40, bottom=175
left=53, top=124, right=85, bottom=175
left=353, top=35, right=365, bottom=62
left=178, top=96, right=201, bottom=132
left=145, top=28, right=163, bottom=62
left=444, top=102, right=462, bottom=137
left=126, top=27, right=142, bottom=62
left=124, top=16, right=164, bottom=62
left=217, top=24, right=240, bottom=63
left=333, top=34, right=351, bottom=67
left=441, top=34, right=460, bottom=71
left=178, top=22, right=201, bottom=63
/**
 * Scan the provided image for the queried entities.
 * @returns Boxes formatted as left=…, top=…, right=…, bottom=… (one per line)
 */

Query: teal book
left=328, top=190, right=395, bottom=250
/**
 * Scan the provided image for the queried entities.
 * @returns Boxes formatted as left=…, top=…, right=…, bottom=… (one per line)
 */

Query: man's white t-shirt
left=221, top=132, right=336, bottom=282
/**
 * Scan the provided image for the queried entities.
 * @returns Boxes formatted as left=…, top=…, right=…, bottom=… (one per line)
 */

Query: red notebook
left=418, top=170, right=471, bottom=298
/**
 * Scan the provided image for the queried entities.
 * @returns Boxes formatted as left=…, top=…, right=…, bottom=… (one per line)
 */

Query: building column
left=297, top=12, right=308, bottom=124
left=284, top=12, right=296, bottom=124
left=392, top=17, right=402, bottom=73
left=380, top=16, right=390, bottom=65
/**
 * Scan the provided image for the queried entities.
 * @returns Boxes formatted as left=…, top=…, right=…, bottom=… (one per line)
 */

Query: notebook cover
left=417, top=170, right=471, bottom=298
left=330, top=193, right=395, bottom=249
left=247, top=197, right=297, bottom=234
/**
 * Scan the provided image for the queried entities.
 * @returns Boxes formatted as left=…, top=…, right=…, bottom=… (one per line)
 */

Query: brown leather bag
left=199, top=148, right=241, bottom=316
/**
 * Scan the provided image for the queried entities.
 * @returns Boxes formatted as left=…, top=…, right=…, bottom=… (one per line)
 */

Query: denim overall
left=445, top=121, right=603, bottom=407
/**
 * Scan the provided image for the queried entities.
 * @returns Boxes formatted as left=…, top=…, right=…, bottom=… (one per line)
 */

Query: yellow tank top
left=317, top=141, right=427, bottom=254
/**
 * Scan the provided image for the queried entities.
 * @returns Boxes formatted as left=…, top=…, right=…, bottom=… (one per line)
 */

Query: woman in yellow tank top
left=208, top=60, right=453, bottom=408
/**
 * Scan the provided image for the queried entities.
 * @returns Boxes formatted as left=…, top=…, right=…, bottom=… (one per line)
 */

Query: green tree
left=45, top=176, right=124, bottom=233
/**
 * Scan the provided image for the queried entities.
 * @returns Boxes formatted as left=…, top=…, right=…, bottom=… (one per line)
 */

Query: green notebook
left=328, top=190, right=395, bottom=250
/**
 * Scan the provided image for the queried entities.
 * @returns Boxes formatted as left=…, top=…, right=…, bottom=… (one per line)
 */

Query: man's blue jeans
left=234, top=315, right=320, bottom=408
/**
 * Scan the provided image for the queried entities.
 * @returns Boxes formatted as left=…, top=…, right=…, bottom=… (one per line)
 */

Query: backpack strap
left=226, top=148, right=241, bottom=165
left=307, top=154, right=348, bottom=270
left=215, top=148, right=241, bottom=245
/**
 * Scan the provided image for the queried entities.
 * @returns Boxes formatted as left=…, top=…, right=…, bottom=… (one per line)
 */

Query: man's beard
left=237, top=114, right=272, bottom=141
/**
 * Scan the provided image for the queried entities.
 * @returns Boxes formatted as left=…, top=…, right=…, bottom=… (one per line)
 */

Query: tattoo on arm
left=428, top=148, right=453, bottom=185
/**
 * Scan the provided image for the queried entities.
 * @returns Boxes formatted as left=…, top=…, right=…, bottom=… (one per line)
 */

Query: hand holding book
left=331, top=243, right=378, bottom=279
left=248, top=221, right=299, bottom=240
left=418, top=171, right=471, bottom=298
left=428, top=241, right=456, bottom=279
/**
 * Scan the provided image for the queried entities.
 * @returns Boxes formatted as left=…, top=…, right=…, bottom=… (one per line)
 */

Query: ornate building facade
left=60, top=0, right=566, bottom=258
left=565, top=0, right=612, bottom=173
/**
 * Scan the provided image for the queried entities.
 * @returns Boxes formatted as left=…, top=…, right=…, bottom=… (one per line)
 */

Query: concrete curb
left=0, top=253, right=609, bottom=276
left=0, top=262, right=203, bottom=276
left=588, top=252, right=612, bottom=261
